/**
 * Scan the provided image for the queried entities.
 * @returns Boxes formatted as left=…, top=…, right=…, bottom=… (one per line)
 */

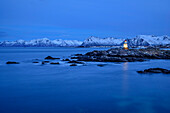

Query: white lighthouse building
left=123, top=40, right=128, bottom=49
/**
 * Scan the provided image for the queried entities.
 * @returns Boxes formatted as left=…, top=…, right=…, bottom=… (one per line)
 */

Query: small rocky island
left=73, top=48, right=170, bottom=62
left=137, top=68, right=170, bottom=74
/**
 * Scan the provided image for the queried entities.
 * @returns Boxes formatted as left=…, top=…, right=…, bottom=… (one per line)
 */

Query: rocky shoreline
left=5, top=48, right=170, bottom=65
left=4, top=48, right=170, bottom=75
left=72, top=48, right=170, bottom=62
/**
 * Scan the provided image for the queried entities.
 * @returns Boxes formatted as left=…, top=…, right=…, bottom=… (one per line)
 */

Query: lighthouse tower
left=123, top=40, right=128, bottom=50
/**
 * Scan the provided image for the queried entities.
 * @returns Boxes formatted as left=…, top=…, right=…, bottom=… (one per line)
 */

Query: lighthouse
left=123, top=40, right=128, bottom=50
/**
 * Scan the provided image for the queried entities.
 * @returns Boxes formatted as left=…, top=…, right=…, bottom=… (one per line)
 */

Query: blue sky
left=0, top=0, right=170, bottom=41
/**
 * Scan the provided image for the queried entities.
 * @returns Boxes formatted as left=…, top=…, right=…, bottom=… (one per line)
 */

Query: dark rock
left=42, top=62, right=45, bottom=64
left=97, top=64, right=107, bottom=67
left=70, top=64, right=77, bottom=66
left=68, top=60, right=84, bottom=64
left=45, top=56, right=60, bottom=60
left=6, top=61, right=19, bottom=64
left=137, top=68, right=170, bottom=74
left=74, top=54, right=83, bottom=56
left=33, top=62, right=39, bottom=63
left=137, top=71, right=144, bottom=73
left=43, top=61, right=50, bottom=63
left=50, top=62, right=60, bottom=65
left=33, top=59, right=39, bottom=60
left=62, top=59, right=70, bottom=61
left=71, top=57, right=78, bottom=59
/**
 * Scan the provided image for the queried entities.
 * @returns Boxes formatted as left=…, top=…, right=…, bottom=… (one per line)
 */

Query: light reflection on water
left=122, top=62, right=129, bottom=96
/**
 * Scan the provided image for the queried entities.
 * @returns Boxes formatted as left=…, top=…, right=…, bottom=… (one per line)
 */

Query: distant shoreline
left=0, top=46, right=170, bottom=49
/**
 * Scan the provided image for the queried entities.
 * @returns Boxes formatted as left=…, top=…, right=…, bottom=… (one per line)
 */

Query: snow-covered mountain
left=81, top=35, right=170, bottom=47
left=81, top=36, right=125, bottom=47
left=0, top=38, right=83, bottom=47
left=129, top=35, right=170, bottom=46
left=0, top=35, right=169, bottom=47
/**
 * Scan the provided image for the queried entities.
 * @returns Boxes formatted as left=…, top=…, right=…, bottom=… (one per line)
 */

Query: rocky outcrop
left=75, top=48, right=170, bottom=62
left=33, top=62, right=39, bottom=63
left=45, top=56, right=60, bottom=60
left=97, top=64, right=107, bottom=67
left=70, top=64, right=77, bottom=66
left=137, top=68, right=170, bottom=74
left=6, top=61, right=19, bottom=64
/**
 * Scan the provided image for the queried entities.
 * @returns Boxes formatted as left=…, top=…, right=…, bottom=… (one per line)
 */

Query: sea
left=0, top=47, right=170, bottom=113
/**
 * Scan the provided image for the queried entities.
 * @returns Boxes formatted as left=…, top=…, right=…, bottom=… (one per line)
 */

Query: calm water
left=0, top=47, right=170, bottom=113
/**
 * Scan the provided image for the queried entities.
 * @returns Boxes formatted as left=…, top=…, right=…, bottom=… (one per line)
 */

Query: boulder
left=6, top=61, right=19, bottom=64
left=74, top=54, right=83, bottom=56
left=137, top=68, right=170, bottom=74
left=71, top=57, right=78, bottom=59
left=97, top=64, right=107, bottom=67
left=45, top=56, right=60, bottom=60
left=42, top=62, right=45, bottom=64
left=43, top=61, right=50, bottom=63
left=70, top=64, right=77, bottom=66
left=33, top=62, right=39, bottom=63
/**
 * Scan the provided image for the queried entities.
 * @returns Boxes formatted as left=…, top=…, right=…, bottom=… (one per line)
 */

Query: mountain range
left=0, top=35, right=169, bottom=47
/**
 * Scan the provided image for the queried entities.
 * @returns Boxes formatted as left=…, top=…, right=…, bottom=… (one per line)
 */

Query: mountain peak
left=0, top=35, right=169, bottom=47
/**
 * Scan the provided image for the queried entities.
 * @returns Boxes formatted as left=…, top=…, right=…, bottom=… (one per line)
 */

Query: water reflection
left=123, top=62, right=128, bottom=71
left=122, top=62, right=129, bottom=96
